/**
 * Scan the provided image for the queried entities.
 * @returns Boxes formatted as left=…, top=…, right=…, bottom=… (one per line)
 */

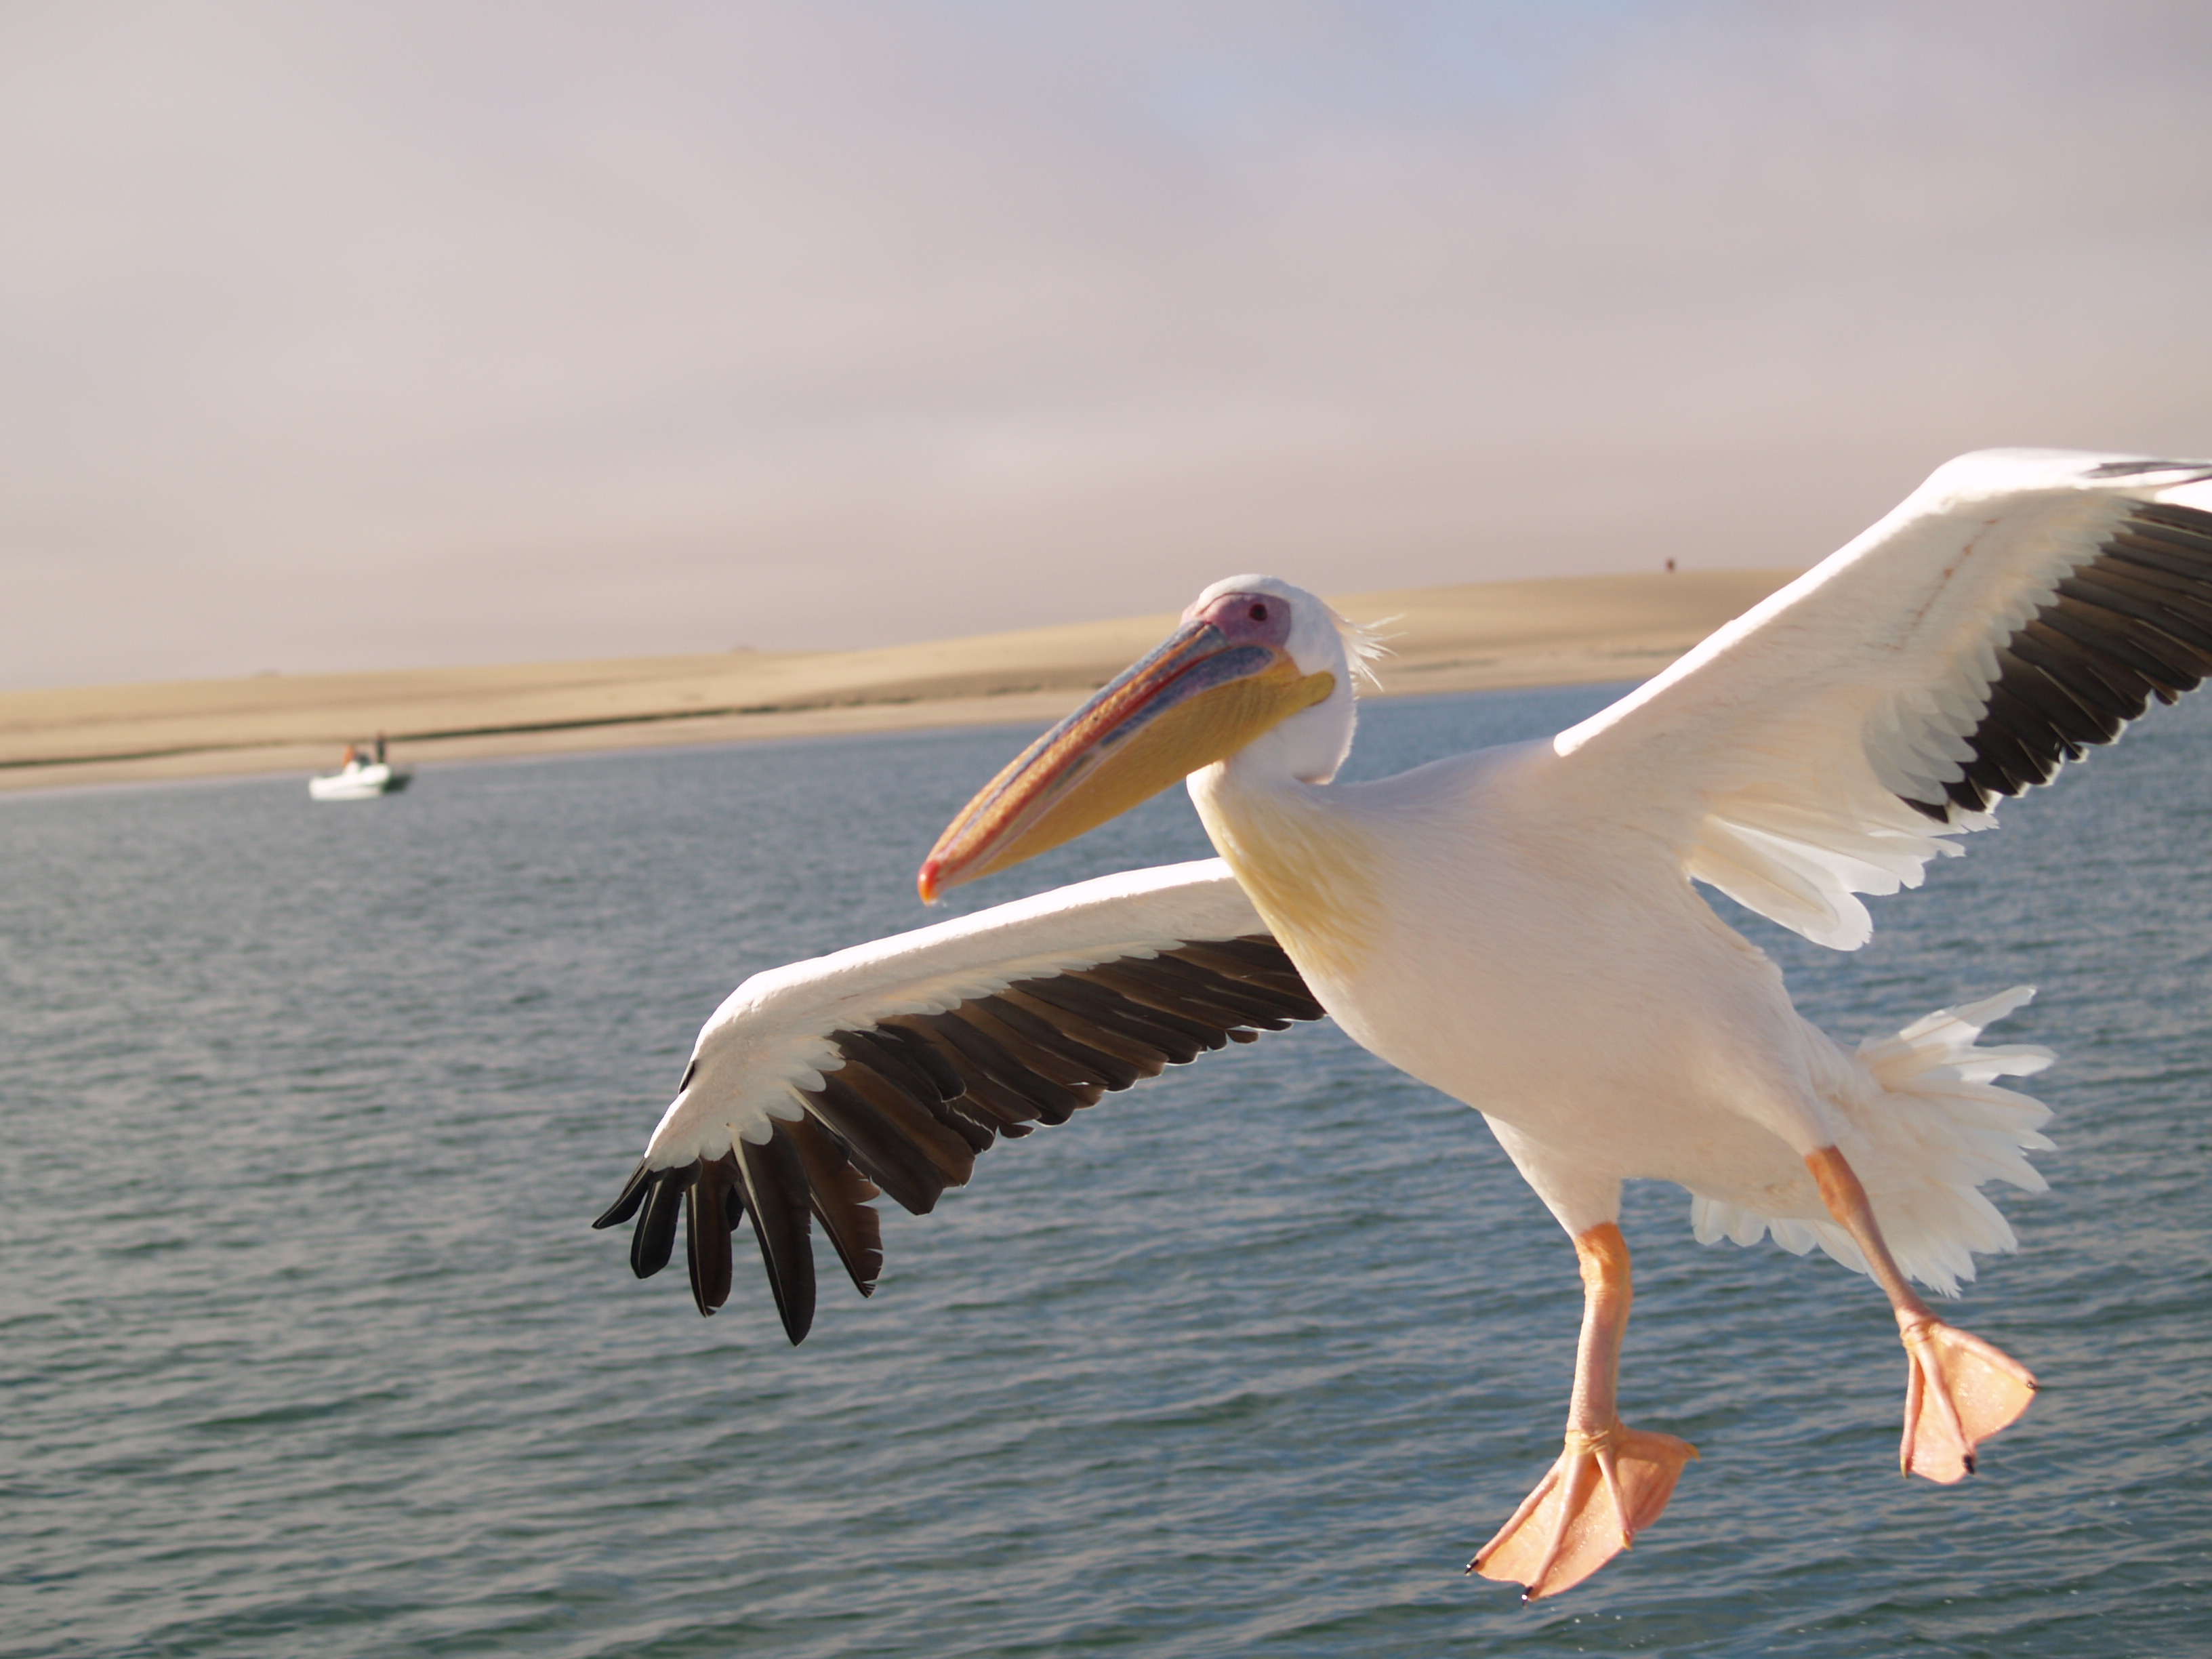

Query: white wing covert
left=592, top=859, right=1325, bottom=1342
left=1551, top=450, right=2212, bottom=948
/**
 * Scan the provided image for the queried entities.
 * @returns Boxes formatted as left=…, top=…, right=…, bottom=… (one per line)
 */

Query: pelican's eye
left=1249, top=602, right=1269, bottom=622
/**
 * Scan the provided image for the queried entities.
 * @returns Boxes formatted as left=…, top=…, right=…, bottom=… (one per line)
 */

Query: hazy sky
left=5, top=1, right=2211, bottom=689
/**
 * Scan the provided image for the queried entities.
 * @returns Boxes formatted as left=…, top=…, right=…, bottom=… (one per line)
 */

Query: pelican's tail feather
left=1692, top=988, right=2055, bottom=1296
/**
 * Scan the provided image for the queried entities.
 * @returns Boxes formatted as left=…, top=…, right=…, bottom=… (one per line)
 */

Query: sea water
left=3, top=684, right=2209, bottom=1658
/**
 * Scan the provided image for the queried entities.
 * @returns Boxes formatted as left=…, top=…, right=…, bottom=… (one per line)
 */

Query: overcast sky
left=5, top=1, right=2211, bottom=689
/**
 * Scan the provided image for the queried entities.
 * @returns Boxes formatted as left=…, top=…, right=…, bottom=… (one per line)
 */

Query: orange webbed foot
left=1469, top=1423, right=1698, bottom=1601
left=1899, top=1318, right=2036, bottom=1483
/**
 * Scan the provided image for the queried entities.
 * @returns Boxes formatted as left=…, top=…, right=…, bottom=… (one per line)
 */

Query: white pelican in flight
left=598, top=449, right=2212, bottom=1599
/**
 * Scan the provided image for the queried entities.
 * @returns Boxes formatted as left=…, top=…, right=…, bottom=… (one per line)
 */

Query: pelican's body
left=1197, top=734, right=2039, bottom=1284
left=600, top=449, right=2212, bottom=1599
left=1204, top=742, right=1826, bottom=1220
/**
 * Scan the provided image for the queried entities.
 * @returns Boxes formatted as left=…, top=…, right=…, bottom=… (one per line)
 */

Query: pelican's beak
left=918, top=605, right=1335, bottom=901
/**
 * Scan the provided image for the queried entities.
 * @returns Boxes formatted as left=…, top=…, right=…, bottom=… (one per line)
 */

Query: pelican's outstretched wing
left=1550, top=449, right=2212, bottom=948
left=593, top=859, right=1324, bottom=1342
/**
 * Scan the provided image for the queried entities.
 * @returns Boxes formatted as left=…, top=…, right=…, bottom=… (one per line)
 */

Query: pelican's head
left=918, top=576, right=1366, bottom=901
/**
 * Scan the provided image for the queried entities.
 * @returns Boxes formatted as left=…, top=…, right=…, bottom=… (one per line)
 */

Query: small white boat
left=308, top=758, right=412, bottom=801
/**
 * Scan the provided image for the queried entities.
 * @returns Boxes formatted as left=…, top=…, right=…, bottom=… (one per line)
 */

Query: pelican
left=598, top=449, right=2212, bottom=1599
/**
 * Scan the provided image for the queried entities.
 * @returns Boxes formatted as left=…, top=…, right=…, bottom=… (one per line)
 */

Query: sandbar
left=0, top=570, right=1794, bottom=794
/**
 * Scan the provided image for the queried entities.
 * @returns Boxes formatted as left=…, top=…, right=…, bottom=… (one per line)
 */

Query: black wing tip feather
left=601, top=1129, right=823, bottom=1342
left=1898, top=495, right=2212, bottom=825
left=2085, top=457, right=2212, bottom=483
left=733, top=1130, right=817, bottom=1345
left=605, top=931, right=1327, bottom=1340
left=592, top=1159, right=654, bottom=1230
left=628, top=1165, right=688, bottom=1280
left=685, top=1156, right=736, bottom=1317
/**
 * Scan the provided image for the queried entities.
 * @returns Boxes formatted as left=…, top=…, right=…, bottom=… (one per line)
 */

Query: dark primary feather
left=733, top=1132, right=817, bottom=1343
left=2085, top=459, right=2212, bottom=483
left=787, top=1115, right=884, bottom=1300
left=598, top=935, right=1325, bottom=1339
left=630, top=1168, right=687, bottom=1280
left=684, top=1158, right=735, bottom=1317
left=593, top=1160, right=654, bottom=1229
left=1902, top=498, right=2212, bottom=821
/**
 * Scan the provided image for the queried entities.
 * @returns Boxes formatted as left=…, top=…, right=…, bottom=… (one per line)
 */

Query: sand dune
left=0, top=570, right=1794, bottom=793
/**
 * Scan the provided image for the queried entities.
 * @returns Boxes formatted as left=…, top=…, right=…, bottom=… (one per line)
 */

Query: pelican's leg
left=1469, top=1223, right=1698, bottom=1601
left=1804, top=1147, right=2036, bottom=1482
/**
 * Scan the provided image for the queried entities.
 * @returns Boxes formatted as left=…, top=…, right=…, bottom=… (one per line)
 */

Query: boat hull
left=308, top=763, right=411, bottom=801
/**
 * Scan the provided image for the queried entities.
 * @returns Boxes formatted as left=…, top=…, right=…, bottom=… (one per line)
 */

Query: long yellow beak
left=918, top=615, right=1334, bottom=901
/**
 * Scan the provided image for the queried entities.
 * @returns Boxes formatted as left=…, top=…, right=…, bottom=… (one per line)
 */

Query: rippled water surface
left=5, top=684, right=2211, bottom=1658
